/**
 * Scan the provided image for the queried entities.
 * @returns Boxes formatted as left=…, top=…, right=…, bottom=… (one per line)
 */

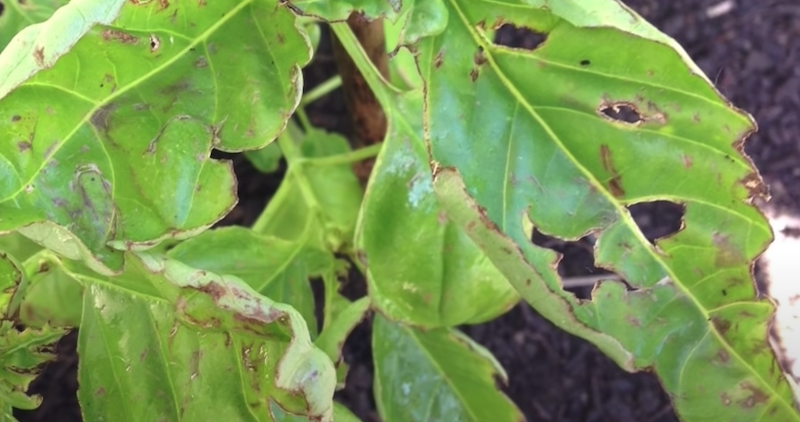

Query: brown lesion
left=330, top=13, right=390, bottom=184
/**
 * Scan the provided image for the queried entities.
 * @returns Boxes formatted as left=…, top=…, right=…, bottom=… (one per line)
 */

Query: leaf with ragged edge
left=410, top=0, right=799, bottom=420
left=372, top=314, right=523, bottom=422
left=326, top=24, right=518, bottom=328
left=0, top=0, right=311, bottom=274
left=166, top=226, right=322, bottom=338
left=24, top=250, right=335, bottom=421
left=0, top=0, right=68, bottom=50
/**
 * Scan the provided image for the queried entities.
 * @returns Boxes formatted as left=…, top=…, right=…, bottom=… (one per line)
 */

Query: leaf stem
left=301, top=76, right=343, bottom=106
left=276, top=132, right=321, bottom=211
left=294, top=106, right=313, bottom=132
left=301, top=143, right=383, bottom=167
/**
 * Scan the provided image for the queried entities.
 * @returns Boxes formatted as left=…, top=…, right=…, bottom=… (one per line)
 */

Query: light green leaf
left=0, top=0, right=68, bottom=50
left=372, top=314, right=523, bottom=422
left=314, top=297, right=370, bottom=389
left=29, top=251, right=335, bottom=421
left=245, top=143, right=283, bottom=174
left=289, top=0, right=402, bottom=22
left=0, top=0, right=312, bottom=273
left=417, top=1, right=796, bottom=420
left=329, top=24, right=518, bottom=328
left=0, top=321, right=64, bottom=412
left=0, top=232, right=41, bottom=263
left=166, top=226, right=323, bottom=337
left=18, top=251, right=84, bottom=328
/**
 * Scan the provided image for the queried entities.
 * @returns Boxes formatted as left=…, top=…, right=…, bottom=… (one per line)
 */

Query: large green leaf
left=0, top=0, right=67, bottom=50
left=372, top=314, right=523, bottom=422
left=327, top=24, right=518, bottom=328
left=0, top=0, right=311, bottom=274
left=409, top=0, right=798, bottom=420
left=22, top=250, right=335, bottom=421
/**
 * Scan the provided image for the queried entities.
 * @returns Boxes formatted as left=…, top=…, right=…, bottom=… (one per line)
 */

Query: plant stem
left=301, top=142, right=383, bottom=167
left=276, top=132, right=321, bottom=211
left=294, top=106, right=312, bottom=132
left=301, top=75, right=343, bottom=106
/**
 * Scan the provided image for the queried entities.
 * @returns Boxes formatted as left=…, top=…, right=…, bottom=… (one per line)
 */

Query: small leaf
left=314, top=297, right=370, bottom=388
left=0, top=0, right=312, bottom=272
left=245, top=143, right=283, bottom=174
left=372, top=314, right=523, bottom=422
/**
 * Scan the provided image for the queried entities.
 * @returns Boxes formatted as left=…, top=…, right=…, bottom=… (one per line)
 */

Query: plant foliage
left=0, top=0, right=797, bottom=421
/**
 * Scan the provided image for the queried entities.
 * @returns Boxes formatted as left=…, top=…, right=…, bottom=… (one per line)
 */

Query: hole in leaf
left=627, top=201, right=685, bottom=244
left=493, top=23, right=547, bottom=51
left=531, top=229, right=618, bottom=299
left=598, top=103, right=643, bottom=124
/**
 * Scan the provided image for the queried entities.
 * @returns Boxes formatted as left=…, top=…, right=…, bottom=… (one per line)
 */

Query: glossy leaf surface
left=22, top=251, right=335, bottom=422
left=0, top=0, right=310, bottom=273
left=330, top=24, right=518, bottom=328
left=372, top=315, right=523, bottom=422
left=415, top=1, right=797, bottom=420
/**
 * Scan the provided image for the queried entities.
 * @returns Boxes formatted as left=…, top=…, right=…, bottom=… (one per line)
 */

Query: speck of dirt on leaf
left=470, top=68, right=480, bottom=82
left=580, top=59, right=591, bottom=66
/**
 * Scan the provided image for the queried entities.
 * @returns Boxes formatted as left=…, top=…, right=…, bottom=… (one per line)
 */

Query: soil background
left=12, top=1, right=800, bottom=421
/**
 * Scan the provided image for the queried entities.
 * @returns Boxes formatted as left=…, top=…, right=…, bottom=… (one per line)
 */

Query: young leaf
left=314, top=297, right=371, bottom=389
left=166, top=226, right=322, bottom=337
left=327, top=24, right=519, bottom=328
left=29, top=250, right=336, bottom=421
left=0, top=0, right=311, bottom=273
left=372, top=314, right=523, bottom=422
left=414, top=1, right=797, bottom=420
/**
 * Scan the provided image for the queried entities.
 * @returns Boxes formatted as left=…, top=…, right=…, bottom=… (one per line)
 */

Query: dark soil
left=13, top=1, right=800, bottom=421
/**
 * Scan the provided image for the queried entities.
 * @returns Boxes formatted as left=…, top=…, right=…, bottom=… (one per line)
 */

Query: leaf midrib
left=448, top=0, right=794, bottom=416
left=0, top=0, right=254, bottom=204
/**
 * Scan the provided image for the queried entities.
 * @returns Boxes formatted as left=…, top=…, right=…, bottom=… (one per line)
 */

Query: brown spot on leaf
left=600, top=144, right=625, bottom=197
left=470, top=68, right=479, bottom=82
left=598, top=101, right=643, bottom=125
left=681, top=154, right=693, bottom=168
left=434, top=49, right=444, bottom=69
left=33, top=47, right=45, bottom=67
left=474, top=47, right=487, bottom=66
left=194, top=56, right=208, bottom=68
left=90, top=103, right=117, bottom=134
left=740, top=172, right=769, bottom=200
left=714, top=349, right=730, bottom=364
left=720, top=392, right=732, bottom=406
left=712, top=233, right=745, bottom=268
left=95, top=387, right=105, bottom=397
left=712, top=315, right=732, bottom=336
left=195, top=282, right=225, bottom=301
left=738, top=382, right=769, bottom=408
left=17, top=141, right=31, bottom=152
left=101, top=29, right=139, bottom=44
left=149, top=34, right=161, bottom=52
left=11, top=115, right=21, bottom=122
left=158, top=0, right=169, bottom=10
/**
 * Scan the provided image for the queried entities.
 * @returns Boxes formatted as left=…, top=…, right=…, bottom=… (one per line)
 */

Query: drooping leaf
left=328, top=24, right=518, bottom=328
left=372, top=314, right=523, bottom=422
left=25, top=250, right=336, bottom=421
left=0, top=0, right=68, bottom=50
left=166, top=226, right=323, bottom=337
left=0, top=0, right=312, bottom=274
left=412, top=1, right=797, bottom=420
left=18, top=251, right=84, bottom=328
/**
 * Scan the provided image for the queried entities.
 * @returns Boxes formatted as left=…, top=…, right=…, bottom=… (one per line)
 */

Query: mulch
left=13, top=1, right=800, bottom=421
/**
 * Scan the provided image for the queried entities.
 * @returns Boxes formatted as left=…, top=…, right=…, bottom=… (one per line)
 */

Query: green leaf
left=372, top=314, right=523, bottom=422
left=0, top=233, right=42, bottom=264
left=166, top=226, right=322, bottom=338
left=288, top=0, right=402, bottom=22
left=0, top=0, right=312, bottom=273
left=271, top=401, right=361, bottom=422
left=31, top=251, right=337, bottom=421
left=328, top=24, right=518, bottom=328
left=0, top=0, right=67, bottom=50
left=18, top=252, right=84, bottom=328
left=0, top=322, right=64, bottom=412
left=245, top=143, right=283, bottom=174
left=314, top=297, right=370, bottom=389
left=416, top=1, right=797, bottom=420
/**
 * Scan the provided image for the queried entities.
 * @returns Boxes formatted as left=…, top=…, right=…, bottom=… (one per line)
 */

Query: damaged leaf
left=0, top=0, right=68, bottom=51
left=330, top=23, right=518, bottom=328
left=372, top=314, right=523, bottom=422
left=0, top=0, right=312, bottom=274
left=22, top=250, right=336, bottom=421
left=418, top=1, right=797, bottom=420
